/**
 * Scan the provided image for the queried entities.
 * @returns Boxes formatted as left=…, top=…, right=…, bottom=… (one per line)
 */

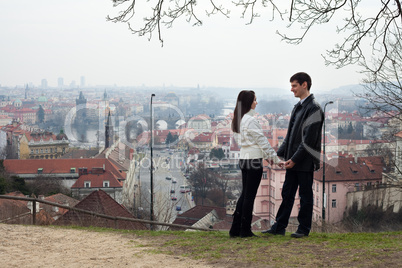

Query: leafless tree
left=215, top=173, right=230, bottom=207
left=108, top=1, right=401, bottom=114
left=188, top=166, right=217, bottom=206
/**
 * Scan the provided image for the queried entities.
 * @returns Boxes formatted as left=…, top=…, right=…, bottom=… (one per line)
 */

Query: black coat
left=277, top=94, right=324, bottom=172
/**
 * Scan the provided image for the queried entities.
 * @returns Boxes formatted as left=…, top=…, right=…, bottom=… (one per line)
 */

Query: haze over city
left=0, top=0, right=369, bottom=92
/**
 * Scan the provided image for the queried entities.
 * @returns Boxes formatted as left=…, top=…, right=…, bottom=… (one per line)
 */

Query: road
left=138, top=149, right=194, bottom=227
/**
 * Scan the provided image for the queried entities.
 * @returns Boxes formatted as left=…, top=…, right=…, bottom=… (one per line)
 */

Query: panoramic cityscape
left=1, top=0, right=401, bottom=267
left=1, top=79, right=401, bottom=230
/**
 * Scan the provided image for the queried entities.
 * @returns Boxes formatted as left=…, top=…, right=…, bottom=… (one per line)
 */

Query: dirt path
left=0, top=224, right=212, bottom=268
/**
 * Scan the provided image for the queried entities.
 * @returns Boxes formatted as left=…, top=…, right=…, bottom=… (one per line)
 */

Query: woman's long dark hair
left=231, top=90, right=255, bottom=133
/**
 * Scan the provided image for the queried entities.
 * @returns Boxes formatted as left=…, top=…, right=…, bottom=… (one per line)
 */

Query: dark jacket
left=277, top=94, right=324, bottom=171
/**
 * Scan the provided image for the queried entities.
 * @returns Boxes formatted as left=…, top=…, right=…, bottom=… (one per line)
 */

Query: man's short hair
left=290, top=72, right=312, bottom=90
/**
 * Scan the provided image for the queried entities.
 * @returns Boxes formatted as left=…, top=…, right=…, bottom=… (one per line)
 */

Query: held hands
left=284, top=159, right=296, bottom=169
left=267, top=158, right=286, bottom=169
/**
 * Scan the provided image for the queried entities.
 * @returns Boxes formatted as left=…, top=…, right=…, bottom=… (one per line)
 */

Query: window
left=332, top=199, right=337, bottom=208
left=84, top=181, right=91, bottom=188
left=36, top=149, right=38, bottom=154
left=261, top=186, right=268, bottom=196
left=70, top=168, right=76, bottom=173
left=332, top=184, right=337, bottom=193
left=272, top=173, right=276, bottom=182
left=37, top=168, right=43, bottom=174
left=262, top=172, right=267, bottom=179
left=40, top=149, right=43, bottom=154
left=316, top=183, right=319, bottom=192
left=50, top=148, right=53, bottom=153
left=45, top=148, right=48, bottom=153
left=103, top=181, right=110, bottom=188
left=316, top=197, right=319, bottom=208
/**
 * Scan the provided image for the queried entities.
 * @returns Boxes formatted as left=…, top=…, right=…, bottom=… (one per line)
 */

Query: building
left=58, top=77, right=64, bottom=88
left=189, top=132, right=218, bottom=150
left=80, top=76, right=85, bottom=88
left=54, top=189, right=147, bottom=230
left=21, top=129, right=70, bottom=159
left=313, top=156, right=384, bottom=224
left=187, top=114, right=211, bottom=132
left=254, top=156, right=384, bottom=226
left=3, top=158, right=126, bottom=202
left=254, top=161, right=291, bottom=223
left=41, top=79, right=48, bottom=89
left=170, top=205, right=226, bottom=230
left=2, top=122, right=69, bottom=159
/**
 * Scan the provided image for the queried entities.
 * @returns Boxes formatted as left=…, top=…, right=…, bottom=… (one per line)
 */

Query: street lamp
left=150, top=93, right=155, bottom=230
left=322, top=101, right=333, bottom=225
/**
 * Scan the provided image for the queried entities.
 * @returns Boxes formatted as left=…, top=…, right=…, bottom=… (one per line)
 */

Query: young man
left=263, top=72, right=324, bottom=238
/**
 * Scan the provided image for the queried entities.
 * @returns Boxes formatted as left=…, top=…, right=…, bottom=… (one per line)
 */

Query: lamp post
left=322, top=101, right=333, bottom=225
left=150, top=94, right=155, bottom=230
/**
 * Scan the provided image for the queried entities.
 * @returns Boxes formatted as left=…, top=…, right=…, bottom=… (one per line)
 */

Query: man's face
left=290, top=80, right=308, bottom=99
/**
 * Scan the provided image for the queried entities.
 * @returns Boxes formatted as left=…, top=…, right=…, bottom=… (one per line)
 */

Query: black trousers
left=271, top=169, right=314, bottom=235
left=230, top=159, right=263, bottom=235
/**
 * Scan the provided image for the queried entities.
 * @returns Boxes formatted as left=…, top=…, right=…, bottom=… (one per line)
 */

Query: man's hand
left=284, top=159, right=295, bottom=169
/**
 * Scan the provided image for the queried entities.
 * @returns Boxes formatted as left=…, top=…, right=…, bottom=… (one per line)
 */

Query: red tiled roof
left=71, top=171, right=123, bottom=188
left=0, top=192, right=31, bottom=224
left=314, top=156, right=384, bottom=182
left=336, top=139, right=387, bottom=145
left=171, top=205, right=226, bottom=229
left=217, top=135, right=230, bottom=144
left=191, top=114, right=211, bottom=121
left=4, top=159, right=125, bottom=179
left=42, top=194, right=80, bottom=220
left=192, top=132, right=214, bottom=142
left=54, top=190, right=147, bottom=230
left=24, top=131, right=57, bottom=142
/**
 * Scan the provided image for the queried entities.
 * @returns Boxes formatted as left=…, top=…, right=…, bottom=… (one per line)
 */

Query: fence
left=0, top=195, right=212, bottom=231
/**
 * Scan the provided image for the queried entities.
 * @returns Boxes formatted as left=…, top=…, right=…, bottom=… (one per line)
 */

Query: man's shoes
left=291, top=231, right=307, bottom=238
left=261, top=228, right=285, bottom=236
left=240, top=232, right=258, bottom=238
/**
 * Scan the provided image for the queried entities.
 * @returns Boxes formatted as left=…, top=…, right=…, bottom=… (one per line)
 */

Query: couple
left=229, top=72, right=324, bottom=238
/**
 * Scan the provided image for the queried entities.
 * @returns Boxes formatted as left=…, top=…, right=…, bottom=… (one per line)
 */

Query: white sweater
left=235, top=110, right=279, bottom=162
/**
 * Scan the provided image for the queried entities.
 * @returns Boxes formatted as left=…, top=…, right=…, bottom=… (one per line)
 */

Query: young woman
left=230, top=90, right=280, bottom=238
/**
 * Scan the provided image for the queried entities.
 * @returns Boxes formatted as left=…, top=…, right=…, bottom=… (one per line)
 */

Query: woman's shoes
left=240, top=232, right=258, bottom=238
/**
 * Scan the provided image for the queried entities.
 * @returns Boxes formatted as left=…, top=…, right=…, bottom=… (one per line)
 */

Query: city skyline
left=1, top=1, right=372, bottom=92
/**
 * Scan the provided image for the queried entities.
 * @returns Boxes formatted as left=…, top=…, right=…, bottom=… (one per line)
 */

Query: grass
left=59, top=226, right=402, bottom=267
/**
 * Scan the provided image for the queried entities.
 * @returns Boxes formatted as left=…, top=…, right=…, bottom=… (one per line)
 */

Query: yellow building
left=19, top=130, right=70, bottom=159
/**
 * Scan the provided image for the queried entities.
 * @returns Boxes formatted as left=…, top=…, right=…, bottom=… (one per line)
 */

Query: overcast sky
left=0, top=0, right=369, bottom=92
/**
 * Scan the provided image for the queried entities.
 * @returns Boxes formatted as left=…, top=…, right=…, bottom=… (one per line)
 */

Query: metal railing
left=0, top=195, right=213, bottom=231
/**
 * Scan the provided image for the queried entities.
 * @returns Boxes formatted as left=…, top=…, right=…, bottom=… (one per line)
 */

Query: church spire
left=105, top=110, right=113, bottom=148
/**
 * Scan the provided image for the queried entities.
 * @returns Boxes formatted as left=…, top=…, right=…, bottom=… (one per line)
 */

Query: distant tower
left=58, top=77, right=64, bottom=88
left=103, top=89, right=108, bottom=100
left=80, top=76, right=85, bottom=88
left=25, top=84, right=29, bottom=99
left=75, top=91, right=87, bottom=124
left=105, top=111, right=113, bottom=148
left=70, top=80, right=76, bottom=88
left=41, top=79, right=48, bottom=89
left=76, top=91, right=87, bottom=107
